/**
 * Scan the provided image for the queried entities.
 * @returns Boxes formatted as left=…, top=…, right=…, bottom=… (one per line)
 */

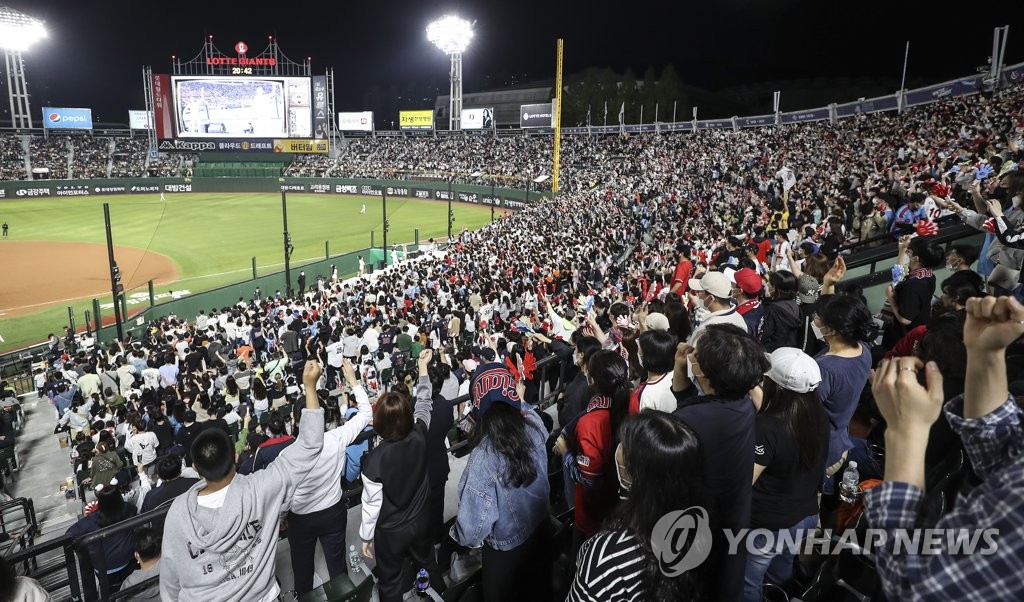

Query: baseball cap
left=689, top=271, right=732, bottom=299
left=765, top=347, right=821, bottom=393
left=731, top=268, right=763, bottom=295
left=644, top=312, right=670, bottom=331
left=470, top=346, right=496, bottom=362
left=797, top=275, right=820, bottom=305
left=469, top=362, right=525, bottom=421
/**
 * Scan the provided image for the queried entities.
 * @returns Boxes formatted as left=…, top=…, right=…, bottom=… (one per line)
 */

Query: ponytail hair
left=587, top=350, right=631, bottom=444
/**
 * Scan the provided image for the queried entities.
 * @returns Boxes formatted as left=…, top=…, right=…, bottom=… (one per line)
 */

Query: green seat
left=298, top=573, right=374, bottom=602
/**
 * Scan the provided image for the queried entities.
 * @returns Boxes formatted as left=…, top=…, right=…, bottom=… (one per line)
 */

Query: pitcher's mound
left=0, top=241, right=178, bottom=316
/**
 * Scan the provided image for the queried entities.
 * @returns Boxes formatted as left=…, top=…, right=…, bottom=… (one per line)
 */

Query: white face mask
left=693, top=293, right=706, bottom=311
left=1013, top=196, right=1022, bottom=209
left=686, top=355, right=706, bottom=395
left=614, top=444, right=631, bottom=492
left=811, top=321, right=825, bottom=341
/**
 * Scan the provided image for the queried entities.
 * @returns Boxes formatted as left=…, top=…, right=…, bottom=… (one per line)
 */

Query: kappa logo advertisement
left=159, top=139, right=216, bottom=152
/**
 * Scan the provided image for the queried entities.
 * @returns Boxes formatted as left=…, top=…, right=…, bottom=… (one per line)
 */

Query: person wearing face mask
left=944, top=244, right=981, bottom=273
left=687, top=271, right=748, bottom=341
left=883, top=235, right=944, bottom=349
left=569, top=411, right=711, bottom=602
left=759, top=271, right=802, bottom=352
left=810, top=294, right=874, bottom=498
left=558, top=336, right=602, bottom=428
left=554, top=350, right=630, bottom=551
left=942, top=172, right=1024, bottom=294
left=628, top=330, right=678, bottom=414
left=745, top=348, right=828, bottom=601
left=671, top=324, right=770, bottom=602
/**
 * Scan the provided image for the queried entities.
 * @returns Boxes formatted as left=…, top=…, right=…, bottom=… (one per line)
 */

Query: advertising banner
left=740, top=115, right=775, bottom=128
left=905, top=76, right=982, bottom=107
left=399, top=110, right=434, bottom=130
left=273, top=139, right=329, bottom=154
left=41, top=107, right=93, bottom=130
left=312, top=75, right=328, bottom=138
left=781, top=107, right=830, bottom=124
left=461, top=108, right=494, bottom=130
left=128, top=110, right=154, bottom=130
left=152, top=74, right=173, bottom=139
left=338, top=111, right=374, bottom=132
left=520, top=103, right=554, bottom=128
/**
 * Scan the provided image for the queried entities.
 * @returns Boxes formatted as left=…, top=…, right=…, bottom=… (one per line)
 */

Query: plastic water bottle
left=348, top=545, right=362, bottom=574
left=838, top=461, right=862, bottom=504
left=415, top=568, right=430, bottom=596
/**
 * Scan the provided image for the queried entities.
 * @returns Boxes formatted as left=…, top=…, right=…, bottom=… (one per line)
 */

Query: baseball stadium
left=0, top=4, right=1022, bottom=602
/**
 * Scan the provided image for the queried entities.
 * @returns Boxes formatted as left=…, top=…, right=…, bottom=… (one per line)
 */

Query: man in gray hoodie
left=159, top=360, right=325, bottom=601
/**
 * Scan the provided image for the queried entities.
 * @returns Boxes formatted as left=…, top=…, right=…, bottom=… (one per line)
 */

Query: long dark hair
left=467, top=403, right=540, bottom=488
left=606, top=411, right=710, bottom=601
left=93, top=483, right=133, bottom=528
left=759, top=378, right=827, bottom=471
left=587, top=350, right=630, bottom=442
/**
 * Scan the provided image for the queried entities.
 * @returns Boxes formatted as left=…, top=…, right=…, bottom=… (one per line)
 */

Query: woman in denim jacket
left=453, top=361, right=551, bottom=602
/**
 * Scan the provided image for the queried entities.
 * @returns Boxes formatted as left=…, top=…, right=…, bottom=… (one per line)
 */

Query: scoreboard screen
left=171, top=76, right=311, bottom=138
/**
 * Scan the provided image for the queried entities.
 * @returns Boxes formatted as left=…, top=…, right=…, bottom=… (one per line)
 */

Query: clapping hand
left=823, top=256, right=846, bottom=288
left=986, top=199, right=1004, bottom=218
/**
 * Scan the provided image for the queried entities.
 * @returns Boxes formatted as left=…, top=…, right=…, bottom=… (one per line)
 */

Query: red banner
left=151, top=74, right=173, bottom=140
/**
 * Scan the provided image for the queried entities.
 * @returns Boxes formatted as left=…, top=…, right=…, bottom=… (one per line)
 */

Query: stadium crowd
left=3, top=80, right=1024, bottom=602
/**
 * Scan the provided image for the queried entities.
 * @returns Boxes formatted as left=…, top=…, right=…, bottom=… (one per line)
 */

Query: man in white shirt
left=77, top=366, right=102, bottom=400
left=287, top=359, right=371, bottom=594
left=362, top=323, right=380, bottom=353
left=688, top=271, right=749, bottom=341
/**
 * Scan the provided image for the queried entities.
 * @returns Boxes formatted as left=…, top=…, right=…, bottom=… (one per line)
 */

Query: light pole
left=0, top=7, right=47, bottom=129
left=427, top=15, right=473, bottom=131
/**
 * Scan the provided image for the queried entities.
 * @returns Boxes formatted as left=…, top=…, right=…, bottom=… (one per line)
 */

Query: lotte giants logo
left=235, top=41, right=248, bottom=55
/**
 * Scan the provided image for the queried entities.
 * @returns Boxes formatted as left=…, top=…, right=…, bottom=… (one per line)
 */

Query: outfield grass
left=0, top=192, right=497, bottom=352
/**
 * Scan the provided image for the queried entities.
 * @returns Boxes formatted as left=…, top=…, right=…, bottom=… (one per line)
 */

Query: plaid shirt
left=865, top=395, right=1024, bottom=601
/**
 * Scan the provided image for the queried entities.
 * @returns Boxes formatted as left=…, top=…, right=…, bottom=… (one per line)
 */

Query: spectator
left=358, top=350, right=437, bottom=602
left=118, top=527, right=162, bottom=601
left=454, top=361, right=550, bottom=601
left=67, top=476, right=141, bottom=587
left=159, top=361, right=325, bottom=601
left=671, top=324, right=770, bottom=602
left=288, top=359, right=371, bottom=595
left=629, top=330, right=678, bottom=414
left=745, top=348, right=828, bottom=600
left=884, top=235, right=944, bottom=348
left=570, top=411, right=710, bottom=601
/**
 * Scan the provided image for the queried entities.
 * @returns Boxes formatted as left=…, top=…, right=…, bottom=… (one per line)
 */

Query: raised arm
left=257, top=361, right=325, bottom=497
left=326, top=359, right=372, bottom=447
left=412, top=350, right=434, bottom=428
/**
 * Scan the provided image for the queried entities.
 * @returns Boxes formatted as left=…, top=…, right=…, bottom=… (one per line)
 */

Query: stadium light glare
left=0, top=7, right=47, bottom=52
left=426, top=15, right=473, bottom=56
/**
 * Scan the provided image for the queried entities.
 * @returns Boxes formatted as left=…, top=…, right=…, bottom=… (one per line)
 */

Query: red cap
left=733, top=268, right=763, bottom=295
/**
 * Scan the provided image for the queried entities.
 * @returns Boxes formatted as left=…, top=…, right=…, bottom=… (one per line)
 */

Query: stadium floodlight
left=427, top=15, right=473, bottom=131
left=0, top=7, right=46, bottom=129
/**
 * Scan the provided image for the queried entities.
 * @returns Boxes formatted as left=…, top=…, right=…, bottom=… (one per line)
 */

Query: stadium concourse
left=1, top=80, right=1024, bottom=602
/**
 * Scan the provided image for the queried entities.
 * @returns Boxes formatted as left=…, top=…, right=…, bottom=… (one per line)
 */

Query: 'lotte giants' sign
left=206, top=41, right=277, bottom=66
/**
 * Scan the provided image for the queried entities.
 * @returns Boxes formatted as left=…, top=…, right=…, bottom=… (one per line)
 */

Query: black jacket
left=760, top=298, right=802, bottom=352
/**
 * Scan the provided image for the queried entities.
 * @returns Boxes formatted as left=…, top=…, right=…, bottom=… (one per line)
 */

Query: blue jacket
left=453, top=409, right=550, bottom=551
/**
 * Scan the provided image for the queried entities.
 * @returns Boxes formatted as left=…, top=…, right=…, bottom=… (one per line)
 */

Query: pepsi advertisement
left=42, top=107, right=93, bottom=130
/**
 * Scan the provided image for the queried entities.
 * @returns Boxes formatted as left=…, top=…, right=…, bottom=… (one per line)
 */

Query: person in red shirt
left=554, top=350, right=629, bottom=546
left=750, top=226, right=774, bottom=266
left=669, top=246, right=695, bottom=295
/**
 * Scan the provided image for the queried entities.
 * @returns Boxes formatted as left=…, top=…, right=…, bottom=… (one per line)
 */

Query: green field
left=0, top=192, right=497, bottom=353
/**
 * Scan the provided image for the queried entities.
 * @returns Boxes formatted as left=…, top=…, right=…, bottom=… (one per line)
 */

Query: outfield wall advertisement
left=338, top=111, right=374, bottom=132
left=0, top=177, right=544, bottom=209
left=461, top=108, right=494, bottom=130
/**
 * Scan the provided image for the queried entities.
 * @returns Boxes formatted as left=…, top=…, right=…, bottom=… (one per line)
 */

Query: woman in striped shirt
left=570, top=410, right=711, bottom=602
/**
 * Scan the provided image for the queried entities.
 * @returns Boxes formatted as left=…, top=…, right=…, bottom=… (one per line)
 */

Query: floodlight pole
left=382, top=190, right=389, bottom=258
left=103, top=203, right=124, bottom=342
left=449, top=52, right=463, bottom=131
left=4, top=49, right=32, bottom=129
left=282, top=192, right=292, bottom=298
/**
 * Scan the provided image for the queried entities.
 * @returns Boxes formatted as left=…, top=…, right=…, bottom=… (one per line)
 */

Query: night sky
left=2, top=0, right=1018, bottom=126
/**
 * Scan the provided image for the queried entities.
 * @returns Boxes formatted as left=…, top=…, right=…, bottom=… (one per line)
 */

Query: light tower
left=0, top=7, right=46, bottom=129
left=427, top=15, right=473, bottom=131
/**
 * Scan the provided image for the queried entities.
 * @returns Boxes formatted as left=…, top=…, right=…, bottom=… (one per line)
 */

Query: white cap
left=688, top=271, right=732, bottom=299
left=764, top=347, right=821, bottom=394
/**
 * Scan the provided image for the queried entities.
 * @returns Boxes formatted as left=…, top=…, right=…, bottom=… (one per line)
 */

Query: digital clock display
left=231, top=67, right=254, bottom=75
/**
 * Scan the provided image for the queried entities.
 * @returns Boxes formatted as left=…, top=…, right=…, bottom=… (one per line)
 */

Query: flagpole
left=604, top=101, right=608, bottom=127
left=672, top=100, right=677, bottom=123
left=655, top=103, right=659, bottom=133
left=898, top=41, right=909, bottom=113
